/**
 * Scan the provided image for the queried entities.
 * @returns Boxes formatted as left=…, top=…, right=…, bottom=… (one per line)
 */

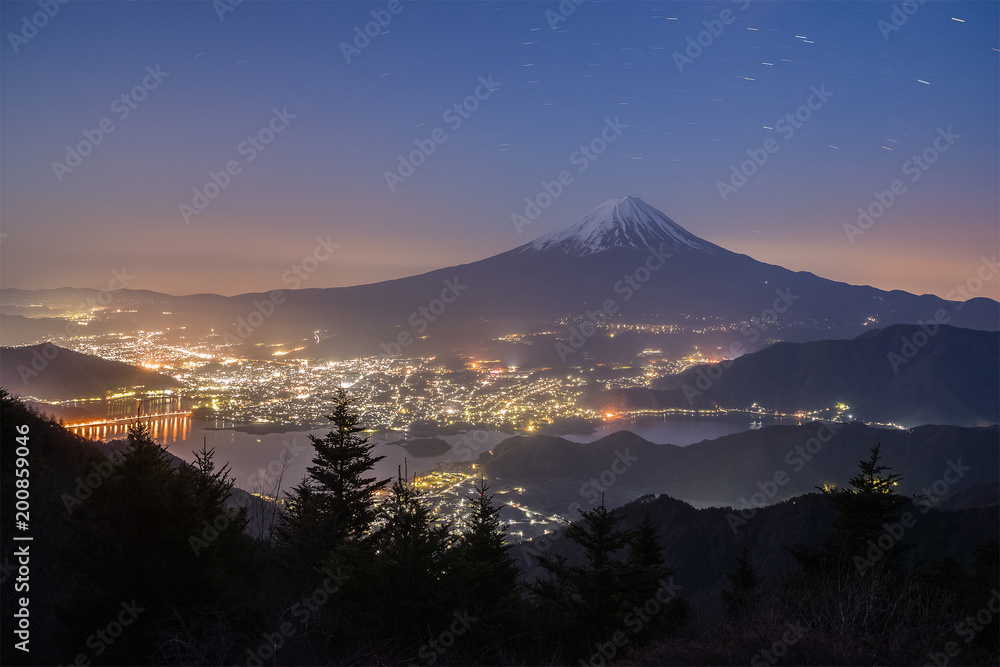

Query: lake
left=69, top=412, right=803, bottom=495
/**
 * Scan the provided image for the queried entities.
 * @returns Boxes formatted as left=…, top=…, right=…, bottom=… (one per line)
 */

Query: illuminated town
left=15, top=302, right=898, bottom=437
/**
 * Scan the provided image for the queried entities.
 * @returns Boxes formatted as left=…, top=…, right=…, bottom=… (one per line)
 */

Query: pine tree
left=825, top=442, right=909, bottom=557
left=189, top=439, right=245, bottom=527
left=721, top=548, right=758, bottom=617
left=622, top=514, right=684, bottom=639
left=333, top=479, right=458, bottom=648
left=281, top=389, right=389, bottom=568
left=455, top=478, right=520, bottom=612
left=625, top=515, right=672, bottom=602
left=180, top=439, right=251, bottom=593
left=784, top=443, right=926, bottom=660
left=449, top=478, right=522, bottom=661
left=533, top=501, right=635, bottom=643
left=790, top=443, right=911, bottom=577
left=60, top=423, right=251, bottom=664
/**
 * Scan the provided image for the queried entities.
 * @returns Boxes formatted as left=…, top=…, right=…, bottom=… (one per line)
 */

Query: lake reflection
left=67, top=414, right=795, bottom=495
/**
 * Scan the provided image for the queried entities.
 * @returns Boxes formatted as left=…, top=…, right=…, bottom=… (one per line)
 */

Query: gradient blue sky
left=2, top=0, right=997, bottom=298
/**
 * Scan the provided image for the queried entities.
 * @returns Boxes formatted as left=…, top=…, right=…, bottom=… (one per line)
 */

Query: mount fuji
left=282, top=195, right=996, bottom=362
left=2, top=196, right=997, bottom=365
left=523, top=196, right=720, bottom=256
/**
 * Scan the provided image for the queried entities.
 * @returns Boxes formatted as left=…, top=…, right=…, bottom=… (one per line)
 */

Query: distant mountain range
left=479, top=421, right=1000, bottom=509
left=592, top=323, right=999, bottom=427
left=2, top=197, right=997, bottom=364
left=0, top=343, right=182, bottom=401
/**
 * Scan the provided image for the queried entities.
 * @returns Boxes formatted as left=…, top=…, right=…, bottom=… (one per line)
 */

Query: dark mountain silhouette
left=480, top=421, right=1000, bottom=508
left=2, top=197, right=996, bottom=363
left=515, top=491, right=999, bottom=605
left=0, top=343, right=183, bottom=401
left=593, top=323, right=999, bottom=427
left=0, top=313, right=74, bottom=346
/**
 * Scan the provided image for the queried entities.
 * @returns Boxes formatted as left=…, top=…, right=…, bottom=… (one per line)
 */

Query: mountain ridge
left=479, top=421, right=1000, bottom=509
left=0, top=343, right=183, bottom=401
left=593, top=323, right=998, bottom=427
left=1, top=198, right=997, bottom=361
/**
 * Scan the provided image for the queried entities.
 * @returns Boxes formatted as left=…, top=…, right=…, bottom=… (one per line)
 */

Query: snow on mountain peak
left=524, top=196, right=717, bottom=256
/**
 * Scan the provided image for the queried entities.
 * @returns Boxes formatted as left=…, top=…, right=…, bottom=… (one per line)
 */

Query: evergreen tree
left=790, top=443, right=911, bottom=577
left=60, top=423, right=250, bottom=664
left=825, top=442, right=909, bottom=558
left=622, top=514, right=685, bottom=639
left=784, top=443, right=931, bottom=661
left=332, top=479, right=458, bottom=651
left=188, top=438, right=246, bottom=530
left=721, top=548, right=758, bottom=617
left=533, top=501, right=635, bottom=644
left=625, top=515, right=672, bottom=603
left=455, top=478, right=520, bottom=612
left=180, top=439, right=251, bottom=597
left=281, top=389, right=390, bottom=568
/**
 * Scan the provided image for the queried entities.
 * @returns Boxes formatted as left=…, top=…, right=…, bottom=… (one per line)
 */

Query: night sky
left=1, top=0, right=997, bottom=299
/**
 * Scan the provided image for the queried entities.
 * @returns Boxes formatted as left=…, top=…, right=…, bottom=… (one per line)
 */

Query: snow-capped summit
left=524, top=196, right=718, bottom=256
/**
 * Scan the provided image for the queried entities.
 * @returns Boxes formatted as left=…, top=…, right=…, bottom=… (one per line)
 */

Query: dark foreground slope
left=516, top=492, right=998, bottom=600
left=0, top=391, right=271, bottom=667
left=515, top=491, right=998, bottom=664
